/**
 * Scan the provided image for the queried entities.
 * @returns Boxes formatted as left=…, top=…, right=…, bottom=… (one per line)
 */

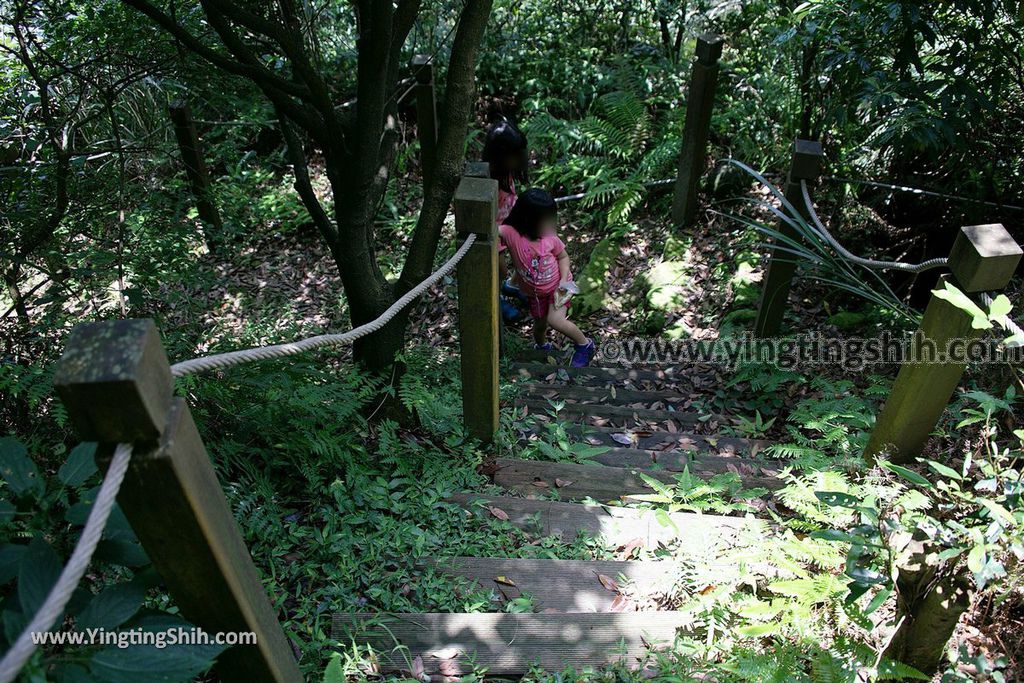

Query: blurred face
left=539, top=214, right=558, bottom=237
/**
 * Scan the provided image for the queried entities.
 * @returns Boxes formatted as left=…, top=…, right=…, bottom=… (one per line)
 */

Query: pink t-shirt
left=497, top=182, right=516, bottom=225
left=499, top=224, right=565, bottom=296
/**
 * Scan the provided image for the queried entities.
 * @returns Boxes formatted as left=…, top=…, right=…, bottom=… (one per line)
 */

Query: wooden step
left=587, top=448, right=786, bottom=488
left=332, top=611, right=692, bottom=674
left=493, top=457, right=676, bottom=501
left=520, top=382, right=696, bottom=406
left=425, top=557, right=670, bottom=612
left=523, top=425, right=769, bottom=455
left=448, top=493, right=760, bottom=547
left=493, top=458, right=781, bottom=500
left=511, top=361, right=696, bottom=384
left=517, top=397, right=708, bottom=425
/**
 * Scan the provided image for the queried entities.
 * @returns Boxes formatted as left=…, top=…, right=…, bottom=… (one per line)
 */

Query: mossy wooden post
left=455, top=175, right=500, bottom=444
left=753, top=138, right=823, bottom=338
left=53, top=319, right=301, bottom=683
left=413, top=55, right=438, bottom=185
left=671, top=33, right=724, bottom=229
left=168, top=100, right=224, bottom=253
left=865, top=224, right=1022, bottom=464
left=464, top=161, right=507, bottom=356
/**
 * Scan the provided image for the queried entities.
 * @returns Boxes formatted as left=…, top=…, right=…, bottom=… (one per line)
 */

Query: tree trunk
left=883, top=532, right=973, bottom=678
left=884, top=572, right=971, bottom=677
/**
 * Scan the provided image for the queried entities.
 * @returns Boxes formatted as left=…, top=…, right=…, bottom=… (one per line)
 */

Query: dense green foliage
left=2, top=0, right=1023, bottom=681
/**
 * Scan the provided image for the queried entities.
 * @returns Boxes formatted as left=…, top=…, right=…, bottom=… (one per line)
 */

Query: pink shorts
left=527, top=290, right=569, bottom=319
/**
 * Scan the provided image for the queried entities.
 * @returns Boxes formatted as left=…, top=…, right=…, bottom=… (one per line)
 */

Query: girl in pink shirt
left=500, top=190, right=596, bottom=367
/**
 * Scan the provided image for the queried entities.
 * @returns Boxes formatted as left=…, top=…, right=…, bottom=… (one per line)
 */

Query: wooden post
left=168, top=101, right=224, bottom=253
left=463, top=161, right=507, bottom=357
left=865, top=224, right=1022, bottom=463
left=454, top=175, right=500, bottom=444
left=753, top=138, right=824, bottom=338
left=413, top=55, right=438, bottom=185
left=671, top=33, right=724, bottom=229
left=53, top=319, right=301, bottom=683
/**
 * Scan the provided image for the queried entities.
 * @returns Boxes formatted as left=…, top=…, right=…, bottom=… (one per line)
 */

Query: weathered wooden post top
left=454, top=173, right=500, bottom=444
left=412, top=54, right=438, bottom=183
left=865, top=223, right=1022, bottom=463
left=672, top=33, right=725, bottom=229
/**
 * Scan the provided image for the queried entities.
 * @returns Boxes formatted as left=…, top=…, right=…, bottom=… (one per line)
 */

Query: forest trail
left=332, top=347, right=785, bottom=676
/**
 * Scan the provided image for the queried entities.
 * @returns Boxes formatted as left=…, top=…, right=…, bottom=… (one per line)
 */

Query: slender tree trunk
left=884, top=572, right=971, bottom=677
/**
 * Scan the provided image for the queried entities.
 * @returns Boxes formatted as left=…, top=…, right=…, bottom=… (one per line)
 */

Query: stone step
left=424, top=556, right=670, bottom=612
left=447, top=493, right=762, bottom=547
left=331, top=611, right=692, bottom=675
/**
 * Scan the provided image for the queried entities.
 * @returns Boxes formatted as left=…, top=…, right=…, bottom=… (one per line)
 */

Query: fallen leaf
left=597, top=574, right=620, bottom=592
left=611, top=433, right=633, bottom=446
left=429, top=647, right=461, bottom=660
left=555, top=478, right=574, bottom=488
left=618, top=537, right=645, bottom=559
left=488, top=506, right=509, bottom=521
left=494, top=575, right=516, bottom=587
left=531, top=479, right=550, bottom=487
left=609, top=594, right=633, bottom=612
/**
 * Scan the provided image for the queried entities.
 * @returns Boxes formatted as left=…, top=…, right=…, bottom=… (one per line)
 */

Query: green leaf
left=988, top=294, right=1012, bottom=319
left=814, top=491, right=861, bottom=508
left=88, top=615, right=227, bottom=683
left=323, top=655, right=345, bottom=683
left=18, top=536, right=63, bottom=622
left=880, top=462, right=932, bottom=488
left=925, top=460, right=962, bottom=481
left=736, top=622, right=779, bottom=637
left=0, top=500, right=15, bottom=527
left=0, top=544, right=27, bottom=584
left=978, top=499, right=1016, bottom=527
left=59, top=443, right=98, bottom=488
left=76, top=581, right=146, bottom=631
left=0, top=437, right=42, bottom=497
left=967, top=544, right=986, bottom=573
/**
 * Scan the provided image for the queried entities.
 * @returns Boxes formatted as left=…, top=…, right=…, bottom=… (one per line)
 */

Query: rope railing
left=825, top=175, right=1024, bottom=213
left=800, top=180, right=1024, bottom=348
left=800, top=180, right=950, bottom=274
left=0, top=233, right=477, bottom=681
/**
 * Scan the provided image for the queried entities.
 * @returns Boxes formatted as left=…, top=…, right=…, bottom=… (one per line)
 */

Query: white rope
left=0, top=234, right=477, bottom=678
left=801, top=180, right=949, bottom=274
left=171, top=233, right=477, bottom=376
left=825, top=175, right=1024, bottom=213
left=0, top=444, right=133, bottom=683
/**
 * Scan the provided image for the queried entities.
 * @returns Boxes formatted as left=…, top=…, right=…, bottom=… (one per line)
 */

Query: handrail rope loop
left=0, top=233, right=478, bottom=680
left=800, top=180, right=949, bottom=274
left=170, top=232, right=477, bottom=377
left=0, top=443, right=133, bottom=683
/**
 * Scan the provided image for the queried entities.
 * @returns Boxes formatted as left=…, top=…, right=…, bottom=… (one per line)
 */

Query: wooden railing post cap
left=53, top=318, right=173, bottom=443
left=948, top=223, right=1023, bottom=293
left=455, top=176, right=499, bottom=237
left=168, top=99, right=189, bottom=116
left=791, top=139, right=824, bottom=181
left=412, top=54, right=432, bottom=82
left=464, top=161, right=490, bottom=178
left=696, top=34, right=724, bottom=64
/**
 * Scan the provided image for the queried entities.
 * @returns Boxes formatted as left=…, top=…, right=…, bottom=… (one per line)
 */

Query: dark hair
left=504, top=189, right=557, bottom=241
left=482, top=119, right=528, bottom=193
